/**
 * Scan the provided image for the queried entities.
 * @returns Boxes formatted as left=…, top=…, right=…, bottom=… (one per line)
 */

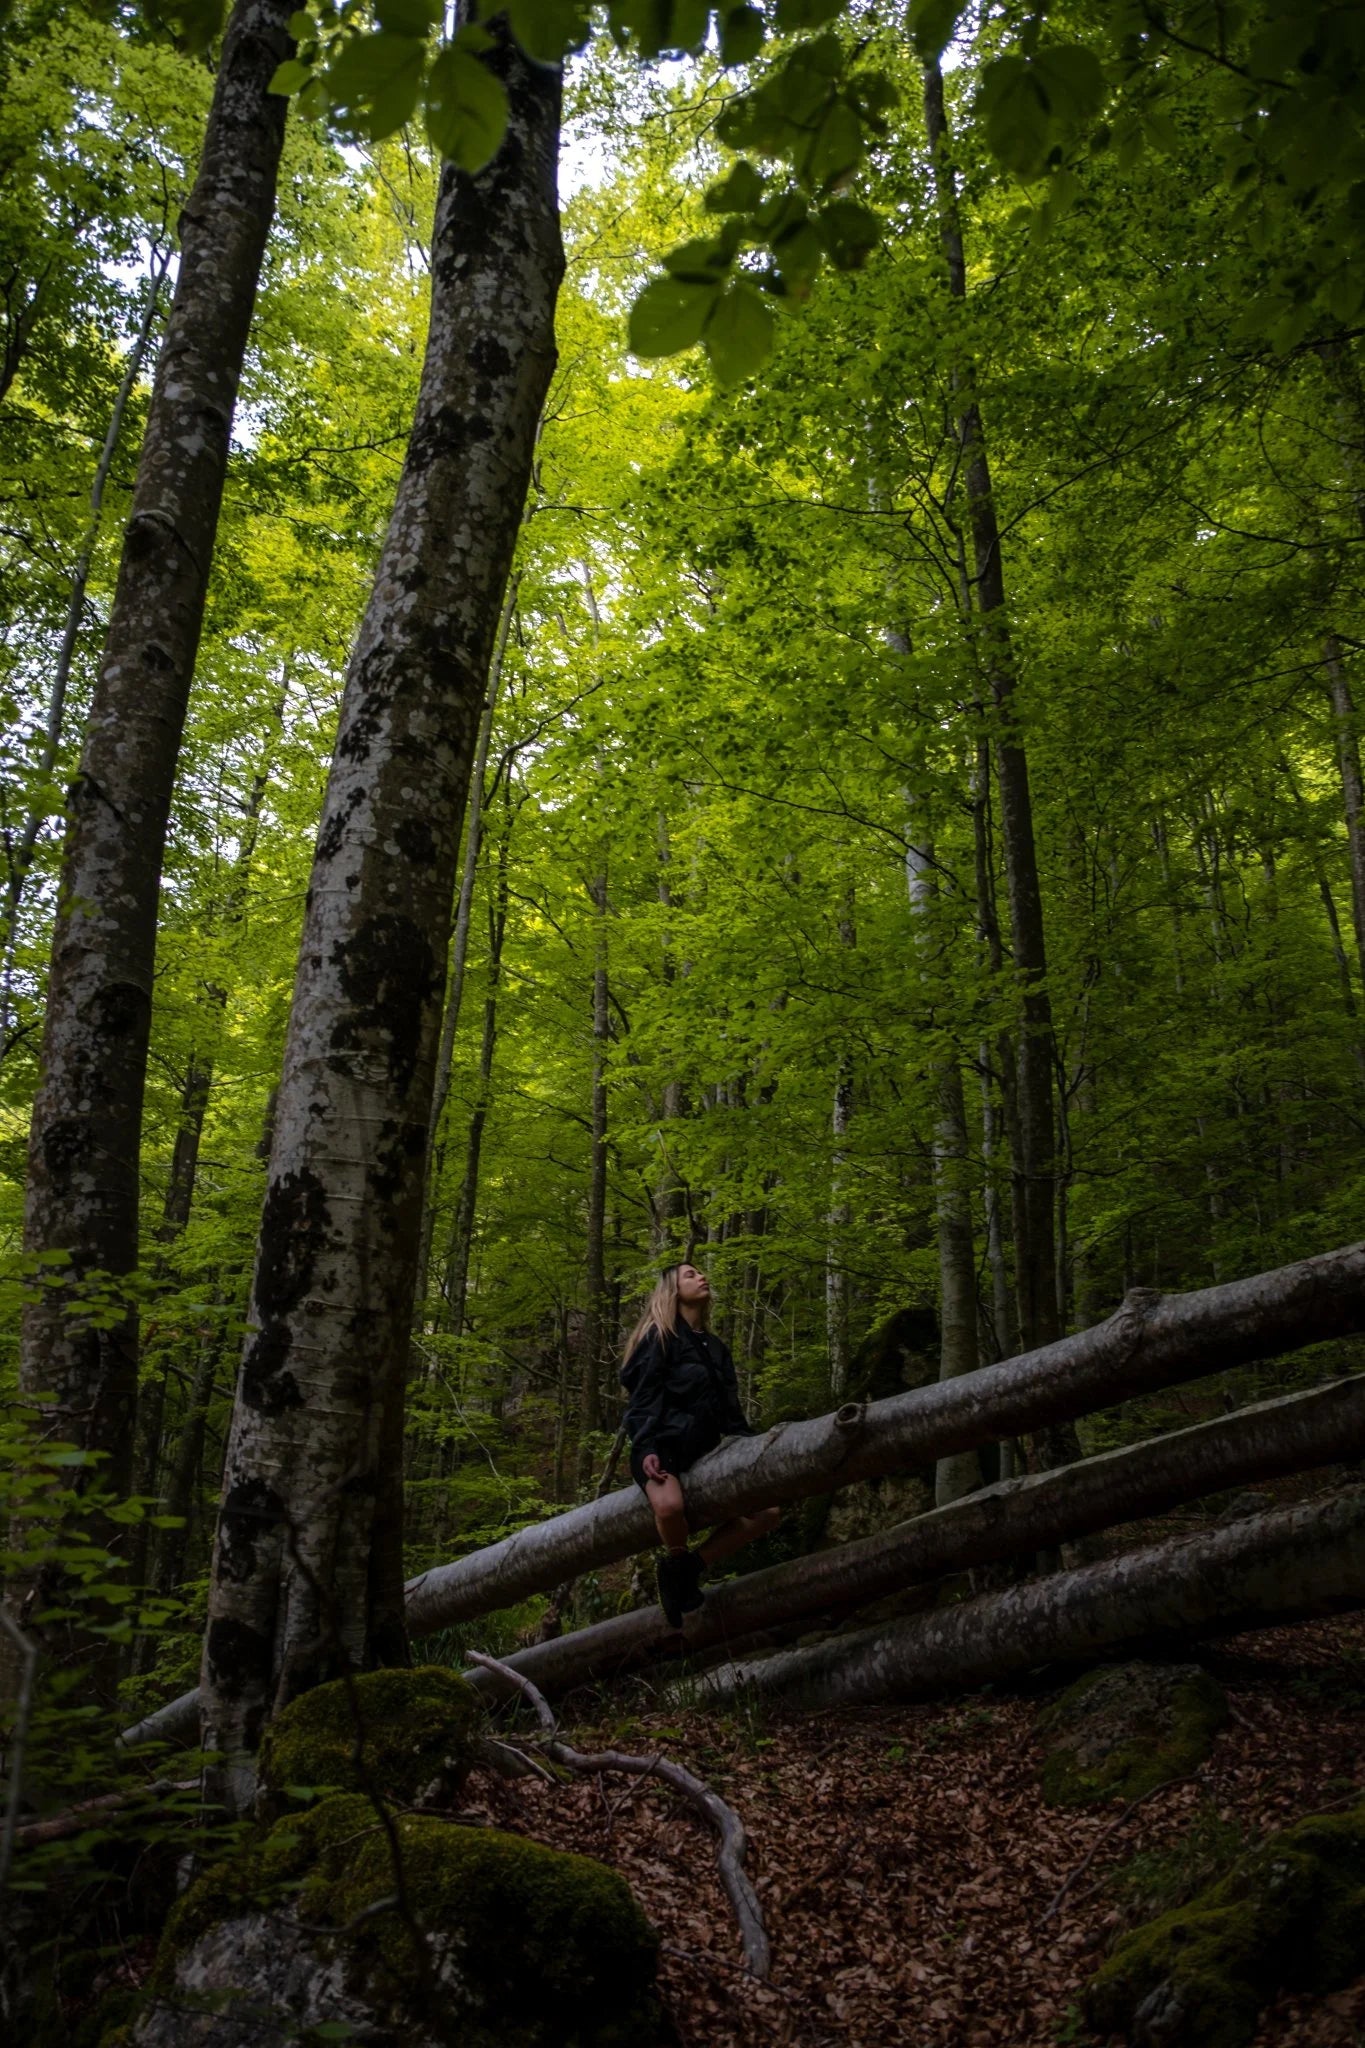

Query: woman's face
left=675, top=1263, right=711, bottom=1305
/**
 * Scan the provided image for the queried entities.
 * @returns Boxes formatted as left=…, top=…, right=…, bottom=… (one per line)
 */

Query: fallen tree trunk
left=459, top=1370, right=1365, bottom=1702
left=125, top=1368, right=1365, bottom=1745
left=405, top=1243, right=1365, bottom=1630
left=698, top=1484, right=1365, bottom=1710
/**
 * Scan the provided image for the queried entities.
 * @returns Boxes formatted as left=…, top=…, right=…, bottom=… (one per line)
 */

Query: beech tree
left=199, top=24, right=563, bottom=1799
left=18, top=0, right=294, bottom=1521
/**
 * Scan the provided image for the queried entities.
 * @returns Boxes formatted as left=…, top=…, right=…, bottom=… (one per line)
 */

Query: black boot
left=676, top=1547, right=705, bottom=1614
left=656, top=1551, right=689, bottom=1629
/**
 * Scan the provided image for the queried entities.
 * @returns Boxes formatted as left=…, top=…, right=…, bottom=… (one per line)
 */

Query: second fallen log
left=698, top=1485, right=1365, bottom=1710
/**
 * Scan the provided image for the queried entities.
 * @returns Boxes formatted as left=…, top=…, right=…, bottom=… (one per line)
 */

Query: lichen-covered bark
left=19, top=0, right=293, bottom=1501
left=702, top=1483, right=1365, bottom=1710
left=200, top=34, right=562, bottom=1800
left=399, top=1240, right=1365, bottom=1630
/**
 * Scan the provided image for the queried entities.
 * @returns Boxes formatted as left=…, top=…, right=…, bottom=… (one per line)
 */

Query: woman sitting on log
left=621, top=1262, right=781, bottom=1627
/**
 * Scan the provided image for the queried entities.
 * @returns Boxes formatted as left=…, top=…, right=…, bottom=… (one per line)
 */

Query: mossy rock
left=1035, top=1662, right=1227, bottom=1808
left=132, top=1794, right=660, bottom=2047
left=1085, top=1801, right=1365, bottom=2048
left=256, top=1664, right=483, bottom=1813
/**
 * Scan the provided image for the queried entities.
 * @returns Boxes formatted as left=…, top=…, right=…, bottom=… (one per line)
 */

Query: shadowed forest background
left=4, top=2, right=1365, bottom=2043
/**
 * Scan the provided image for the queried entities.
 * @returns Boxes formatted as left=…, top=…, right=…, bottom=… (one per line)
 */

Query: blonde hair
left=622, top=1264, right=710, bottom=1364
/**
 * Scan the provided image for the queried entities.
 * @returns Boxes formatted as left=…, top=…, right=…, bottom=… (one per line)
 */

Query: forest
left=4, top=0, right=1365, bottom=2042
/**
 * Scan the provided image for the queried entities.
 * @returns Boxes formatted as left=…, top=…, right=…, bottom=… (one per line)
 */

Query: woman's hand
left=642, top=1452, right=666, bottom=1482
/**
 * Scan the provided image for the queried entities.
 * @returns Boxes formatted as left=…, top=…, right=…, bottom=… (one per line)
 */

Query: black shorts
left=629, top=1444, right=686, bottom=1496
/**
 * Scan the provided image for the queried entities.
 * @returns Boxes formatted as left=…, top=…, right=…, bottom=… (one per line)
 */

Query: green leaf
left=775, top=0, right=845, bottom=28
left=978, top=43, right=1105, bottom=179
left=424, top=44, right=510, bottom=170
left=661, top=236, right=731, bottom=281
left=506, top=0, right=592, bottom=62
left=803, top=95, right=862, bottom=189
left=771, top=218, right=824, bottom=286
left=628, top=276, right=720, bottom=357
left=720, top=4, right=765, bottom=66
left=702, top=278, right=775, bottom=384
left=704, top=159, right=765, bottom=212
left=322, top=31, right=425, bottom=139
left=907, top=0, right=962, bottom=62
left=269, top=57, right=314, bottom=96
left=375, top=0, right=441, bottom=34
left=815, top=195, right=880, bottom=268
left=288, top=10, right=315, bottom=36
left=668, top=0, right=711, bottom=51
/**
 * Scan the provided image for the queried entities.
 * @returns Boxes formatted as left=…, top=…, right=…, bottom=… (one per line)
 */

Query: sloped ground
left=459, top=1612, right=1365, bottom=2048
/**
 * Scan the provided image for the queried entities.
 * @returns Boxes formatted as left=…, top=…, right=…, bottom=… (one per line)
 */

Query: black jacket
left=620, top=1318, right=753, bottom=1472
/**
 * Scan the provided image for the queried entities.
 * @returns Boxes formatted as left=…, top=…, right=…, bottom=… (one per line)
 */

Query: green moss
left=256, top=1664, right=483, bottom=1811
left=1085, top=1800, right=1365, bottom=2048
left=1036, top=1662, right=1228, bottom=1808
left=152, top=1795, right=659, bottom=2047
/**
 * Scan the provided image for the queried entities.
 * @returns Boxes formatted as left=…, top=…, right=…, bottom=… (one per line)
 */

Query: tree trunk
left=461, top=1370, right=1365, bottom=1701
left=1324, top=636, right=1365, bottom=994
left=416, top=576, right=518, bottom=1312
left=442, top=817, right=512, bottom=1344
left=906, top=820, right=982, bottom=1502
left=19, top=0, right=292, bottom=1531
left=199, top=33, right=562, bottom=1805
left=399, top=1241, right=1365, bottom=1630
left=150, top=1317, right=224, bottom=1598
left=576, top=870, right=610, bottom=1483
left=826, top=899, right=855, bottom=1398
left=700, top=1484, right=1365, bottom=1710
left=0, top=247, right=170, bottom=1052
left=922, top=61, right=1062, bottom=1391
left=127, top=1367, right=1365, bottom=1745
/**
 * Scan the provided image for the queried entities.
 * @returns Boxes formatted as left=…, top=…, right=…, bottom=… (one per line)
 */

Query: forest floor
left=461, top=1607, right=1365, bottom=2048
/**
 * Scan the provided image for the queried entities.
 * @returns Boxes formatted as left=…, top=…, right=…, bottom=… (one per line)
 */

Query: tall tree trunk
left=442, top=817, right=512, bottom=1345
left=1324, top=636, right=1365, bottom=994
left=0, top=247, right=170, bottom=1052
left=826, top=897, right=855, bottom=1398
left=199, top=35, right=562, bottom=1805
left=400, top=1242, right=1365, bottom=1630
left=922, top=61, right=1062, bottom=1388
left=905, top=820, right=982, bottom=1503
left=18, top=0, right=293, bottom=1607
left=416, top=577, right=518, bottom=1312
left=577, top=869, right=610, bottom=1483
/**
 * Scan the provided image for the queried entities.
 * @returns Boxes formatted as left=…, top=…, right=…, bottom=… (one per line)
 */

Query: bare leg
left=699, top=1505, right=780, bottom=1569
left=645, top=1472, right=689, bottom=1553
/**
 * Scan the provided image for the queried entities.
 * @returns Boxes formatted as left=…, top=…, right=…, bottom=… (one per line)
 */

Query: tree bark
left=442, top=814, right=513, bottom=1344
left=398, top=1241, right=1365, bottom=1630
left=126, top=1366, right=1365, bottom=1745
left=699, top=1484, right=1365, bottom=1710
left=18, top=0, right=293, bottom=1544
left=826, top=899, right=855, bottom=1398
left=576, top=869, right=610, bottom=1482
left=416, top=576, right=518, bottom=1312
left=0, top=246, right=170, bottom=1052
left=199, top=32, right=563, bottom=1805
left=906, top=820, right=982, bottom=1503
left=1324, top=635, right=1365, bottom=994
left=922, top=60, right=1062, bottom=1381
